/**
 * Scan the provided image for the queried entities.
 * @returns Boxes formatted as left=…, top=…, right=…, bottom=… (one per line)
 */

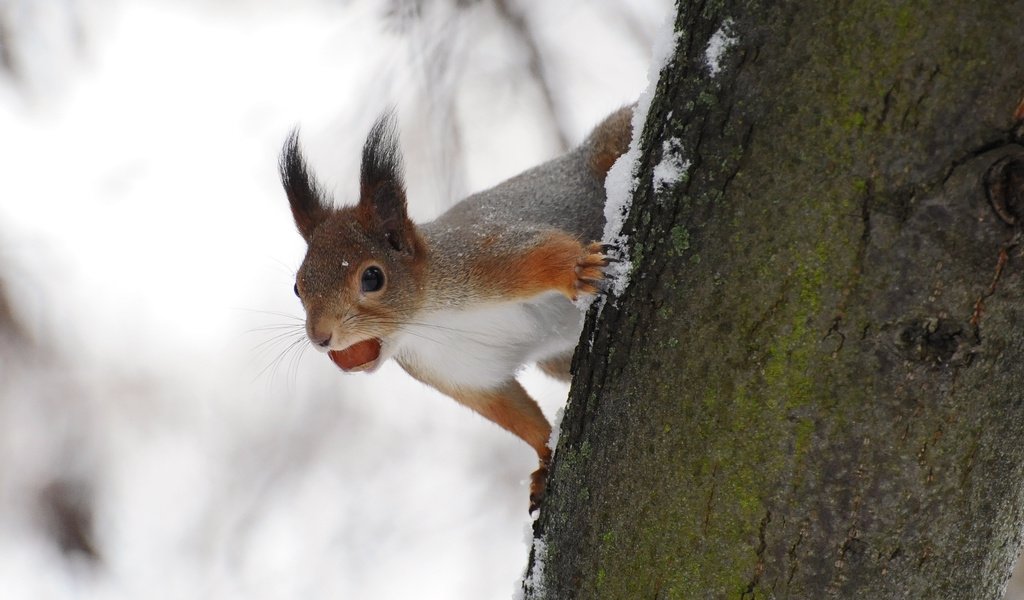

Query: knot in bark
left=983, top=155, right=1024, bottom=226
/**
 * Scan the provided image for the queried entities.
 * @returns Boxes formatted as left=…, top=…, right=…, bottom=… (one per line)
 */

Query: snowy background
left=0, top=0, right=665, bottom=598
left=2, top=1, right=1023, bottom=599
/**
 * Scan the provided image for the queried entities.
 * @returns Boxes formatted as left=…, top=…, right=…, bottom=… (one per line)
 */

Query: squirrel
left=279, top=106, right=632, bottom=512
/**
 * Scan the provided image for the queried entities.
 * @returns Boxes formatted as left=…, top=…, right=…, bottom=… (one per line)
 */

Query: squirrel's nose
left=308, top=328, right=332, bottom=348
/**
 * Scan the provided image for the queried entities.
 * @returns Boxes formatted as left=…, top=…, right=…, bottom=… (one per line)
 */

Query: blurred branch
left=382, top=0, right=422, bottom=31
left=492, top=0, right=570, bottom=151
left=0, top=0, right=89, bottom=94
left=39, top=478, right=100, bottom=563
left=382, top=0, right=470, bottom=206
left=416, top=13, right=467, bottom=206
left=0, top=14, right=18, bottom=79
left=1, top=271, right=98, bottom=566
left=0, top=276, right=25, bottom=341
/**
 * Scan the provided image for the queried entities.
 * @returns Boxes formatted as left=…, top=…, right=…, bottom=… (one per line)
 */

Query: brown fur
left=405, top=367, right=552, bottom=511
left=537, top=353, right=574, bottom=382
left=459, top=382, right=552, bottom=511
left=283, top=107, right=633, bottom=512
left=472, top=232, right=608, bottom=302
left=586, top=105, right=634, bottom=180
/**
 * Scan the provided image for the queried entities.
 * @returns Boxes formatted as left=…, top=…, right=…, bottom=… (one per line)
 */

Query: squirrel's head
left=280, top=111, right=427, bottom=373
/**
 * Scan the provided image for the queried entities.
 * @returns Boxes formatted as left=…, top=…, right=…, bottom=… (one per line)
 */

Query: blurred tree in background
left=0, top=1, right=660, bottom=598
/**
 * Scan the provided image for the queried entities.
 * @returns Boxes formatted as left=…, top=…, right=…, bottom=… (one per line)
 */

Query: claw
left=568, top=240, right=614, bottom=300
left=529, top=462, right=549, bottom=514
left=577, top=277, right=609, bottom=294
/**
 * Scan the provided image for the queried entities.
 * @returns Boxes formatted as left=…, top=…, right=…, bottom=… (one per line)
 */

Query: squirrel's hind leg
left=446, top=380, right=553, bottom=512
left=537, top=353, right=573, bottom=382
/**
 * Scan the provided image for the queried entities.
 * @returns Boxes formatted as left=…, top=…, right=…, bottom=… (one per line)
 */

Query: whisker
left=250, top=334, right=306, bottom=354
left=231, top=307, right=305, bottom=321
left=273, top=337, right=309, bottom=387
left=246, top=324, right=306, bottom=335
left=370, top=316, right=509, bottom=338
left=361, top=316, right=513, bottom=349
left=286, top=340, right=310, bottom=387
left=254, top=333, right=307, bottom=384
left=383, top=327, right=448, bottom=347
left=344, top=316, right=450, bottom=346
left=251, top=327, right=307, bottom=350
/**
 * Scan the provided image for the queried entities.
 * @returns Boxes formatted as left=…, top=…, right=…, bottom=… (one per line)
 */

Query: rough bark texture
left=526, top=1, right=1024, bottom=598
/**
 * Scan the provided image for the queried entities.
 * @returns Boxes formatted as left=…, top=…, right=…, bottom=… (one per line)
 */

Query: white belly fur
left=392, top=292, right=584, bottom=390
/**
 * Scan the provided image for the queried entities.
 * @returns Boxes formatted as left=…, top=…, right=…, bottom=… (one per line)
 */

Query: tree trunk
left=525, top=1, right=1024, bottom=598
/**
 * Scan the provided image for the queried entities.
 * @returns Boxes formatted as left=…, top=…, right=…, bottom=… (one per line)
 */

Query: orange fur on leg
left=447, top=381, right=553, bottom=511
left=477, top=231, right=608, bottom=302
left=538, top=353, right=573, bottom=382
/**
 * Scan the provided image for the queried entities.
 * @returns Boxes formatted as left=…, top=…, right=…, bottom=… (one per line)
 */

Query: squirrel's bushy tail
left=585, top=104, right=634, bottom=182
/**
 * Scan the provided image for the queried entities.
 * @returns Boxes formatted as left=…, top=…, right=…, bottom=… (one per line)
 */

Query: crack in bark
left=786, top=527, right=805, bottom=589
left=941, top=136, right=1024, bottom=185
left=826, top=454, right=869, bottom=596
left=877, top=82, right=896, bottom=129
left=681, top=0, right=708, bottom=62
left=856, top=179, right=873, bottom=273
left=959, top=430, right=982, bottom=490
left=822, top=316, right=846, bottom=356
left=719, top=123, right=755, bottom=199
left=879, top=545, right=902, bottom=577
left=717, top=47, right=752, bottom=132
left=918, top=544, right=934, bottom=569
left=827, top=524, right=863, bottom=596
left=898, top=64, right=941, bottom=130
left=702, top=463, right=720, bottom=535
left=969, top=231, right=1020, bottom=341
left=741, top=510, right=772, bottom=599
left=746, top=294, right=787, bottom=342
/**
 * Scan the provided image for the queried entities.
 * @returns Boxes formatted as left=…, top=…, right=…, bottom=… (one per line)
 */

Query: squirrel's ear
left=358, top=110, right=412, bottom=250
left=280, top=130, right=331, bottom=241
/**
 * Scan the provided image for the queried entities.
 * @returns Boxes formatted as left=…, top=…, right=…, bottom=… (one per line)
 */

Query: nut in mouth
left=327, top=338, right=383, bottom=372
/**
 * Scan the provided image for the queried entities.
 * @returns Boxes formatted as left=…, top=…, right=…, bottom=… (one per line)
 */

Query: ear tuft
left=360, top=109, right=405, bottom=196
left=280, top=129, right=331, bottom=241
left=358, top=110, right=413, bottom=250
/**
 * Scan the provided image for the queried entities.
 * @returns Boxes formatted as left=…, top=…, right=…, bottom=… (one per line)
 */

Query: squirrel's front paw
left=510, top=232, right=615, bottom=302
left=573, top=241, right=612, bottom=300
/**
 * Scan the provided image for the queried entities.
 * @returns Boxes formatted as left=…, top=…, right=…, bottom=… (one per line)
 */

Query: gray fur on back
left=412, top=139, right=610, bottom=311
left=422, top=146, right=605, bottom=242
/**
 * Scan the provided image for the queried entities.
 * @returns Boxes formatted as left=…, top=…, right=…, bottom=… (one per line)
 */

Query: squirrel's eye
left=361, top=266, right=385, bottom=293
left=293, top=283, right=300, bottom=298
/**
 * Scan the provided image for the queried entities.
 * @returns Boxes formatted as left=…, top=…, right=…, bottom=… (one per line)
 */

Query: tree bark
left=525, top=1, right=1024, bottom=598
